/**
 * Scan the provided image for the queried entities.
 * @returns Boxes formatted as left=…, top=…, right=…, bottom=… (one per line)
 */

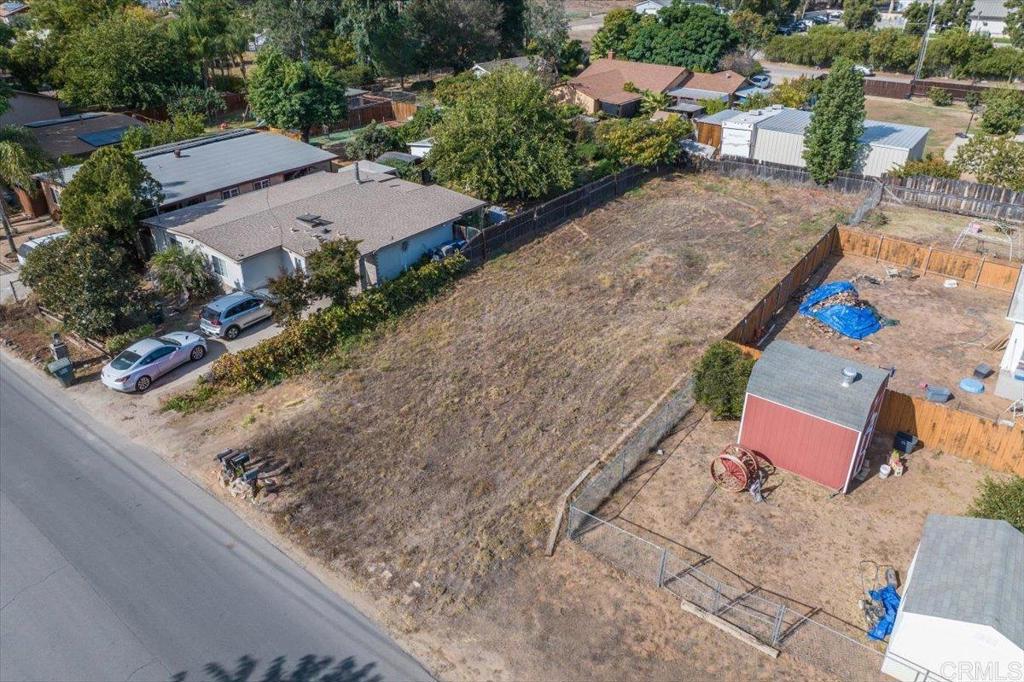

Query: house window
left=252, top=178, right=271, bottom=190
left=221, top=187, right=240, bottom=200
left=210, top=255, right=226, bottom=276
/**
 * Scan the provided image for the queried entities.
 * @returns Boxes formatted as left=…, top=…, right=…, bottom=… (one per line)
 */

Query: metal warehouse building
left=750, top=108, right=929, bottom=177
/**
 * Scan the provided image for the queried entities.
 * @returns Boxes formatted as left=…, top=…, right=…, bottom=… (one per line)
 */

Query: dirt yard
left=771, top=254, right=1012, bottom=418
left=604, top=411, right=996, bottom=645
left=860, top=205, right=1021, bottom=262
left=864, top=96, right=974, bottom=159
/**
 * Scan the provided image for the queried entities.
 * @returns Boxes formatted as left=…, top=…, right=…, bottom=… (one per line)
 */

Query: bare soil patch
left=772, top=254, right=1012, bottom=418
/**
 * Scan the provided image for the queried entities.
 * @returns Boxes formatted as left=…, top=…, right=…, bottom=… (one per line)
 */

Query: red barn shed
left=739, top=341, right=889, bottom=493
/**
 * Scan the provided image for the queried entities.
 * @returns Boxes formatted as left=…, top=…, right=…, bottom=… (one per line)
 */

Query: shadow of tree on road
left=171, top=654, right=382, bottom=682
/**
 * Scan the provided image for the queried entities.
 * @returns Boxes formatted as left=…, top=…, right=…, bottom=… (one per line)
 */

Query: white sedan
left=101, top=332, right=207, bottom=393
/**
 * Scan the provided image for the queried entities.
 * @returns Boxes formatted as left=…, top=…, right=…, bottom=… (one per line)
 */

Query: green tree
left=770, top=76, right=822, bottom=108
left=498, top=0, right=527, bottom=53
left=968, top=476, right=1024, bottom=532
left=699, top=97, right=728, bottom=115
left=625, top=2, right=738, bottom=71
left=360, top=5, right=418, bottom=88
left=903, top=1, right=930, bottom=35
left=20, top=227, right=144, bottom=337
left=148, top=246, right=216, bottom=301
left=590, top=8, right=641, bottom=59
left=525, top=0, right=569, bottom=63
left=434, top=71, right=477, bottom=107
left=121, top=115, right=206, bottom=152
left=891, top=153, right=961, bottom=179
left=0, top=126, right=50, bottom=254
left=428, top=68, right=575, bottom=202
left=247, top=48, right=348, bottom=143
left=596, top=116, right=691, bottom=168
left=266, top=269, right=311, bottom=324
left=868, top=28, right=921, bottom=72
left=693, top=341, right=755, bottom=420
left=923, top=27, right=992, bottom=77
left=29, top=0, right=137, bottom=43
left=307, top=238, right=361, bottom=306
left=58, top=146, right=163, bottom=257
left=843, top=0, right=878, bottom=29
left=1, top=31, right=59, bottom=91
left=253, top=0, right=333, bottom=60
left=347, top=121, right=403, bottom=160
left=165, top=84, right=227, bottom=121
left=639, top=89, right=671, bottom=116
left=174, top=0, right=238, bottom=88
left=558, top=38, right=589, bottom=74
left=734, top=0, right=799, bottom=25
left=980, top=87, right=1024, bottom=135
left=730, top=9, right=774, bottom=53
left=1008, top=0, right=1024, bottom=49
left=58, top=9, right=194, bottom=110
left=932, top=0, right=974, bottom=31
left=407, top=0, right=502, bottom=72
left=954, top=135, right=1024, bottom=190
left=803, top=58, right=866, bottom=184
left=398, top=107, right=443, bottom=144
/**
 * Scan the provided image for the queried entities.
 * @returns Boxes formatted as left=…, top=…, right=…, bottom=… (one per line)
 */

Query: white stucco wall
left=371, top=222, right=455, bottom=284
left=970, top=18, right=1007, bottom=37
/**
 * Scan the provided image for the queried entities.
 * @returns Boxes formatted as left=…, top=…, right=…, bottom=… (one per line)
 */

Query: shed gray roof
left=970, top=0, right=1009, bottom=19
left=668, top=86, right=729, bottom=102
left=746, top=340, right=889, bottom=431
left=755, top=108, right=930, bottom=151
left=696, top=108, right=744, bottom=125
left=143, top=170, right=485, bottom=261
left=901, top=515, right=1023, bottom=648
left=1008, top=268, right=1024, bottom=324
left=54, top=130, right=336, bottom=207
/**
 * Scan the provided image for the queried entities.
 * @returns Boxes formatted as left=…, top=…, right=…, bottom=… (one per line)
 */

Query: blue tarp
left=799, top=281, right=882, bottom=340
left=867, top=585, right=901, bottom=641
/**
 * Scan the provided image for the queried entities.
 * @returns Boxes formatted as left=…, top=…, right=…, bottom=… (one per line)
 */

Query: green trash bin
left=47, top=357, right=76, bottom=387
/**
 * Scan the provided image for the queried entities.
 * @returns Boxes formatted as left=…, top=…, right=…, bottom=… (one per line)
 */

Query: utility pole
left=911, top=0, right=937, bottom=85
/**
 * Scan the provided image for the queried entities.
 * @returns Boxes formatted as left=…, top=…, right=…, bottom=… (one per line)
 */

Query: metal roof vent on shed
left=841, top=367, right=859, bottom=388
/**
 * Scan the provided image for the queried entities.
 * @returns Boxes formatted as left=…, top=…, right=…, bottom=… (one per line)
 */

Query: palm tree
left=0, top=126, right=49, bottom=256
left=640, top=90, right=671, bottom=117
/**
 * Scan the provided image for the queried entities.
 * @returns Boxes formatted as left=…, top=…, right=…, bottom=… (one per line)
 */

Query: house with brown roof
left=0, top=91, right=62, bottom=127
left=25, top=112, right=146, bottom=160
left=552, top=55, right=689, bottom=117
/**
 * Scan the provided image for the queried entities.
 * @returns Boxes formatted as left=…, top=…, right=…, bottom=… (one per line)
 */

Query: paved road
left=0, top=356, right=431, bottom=682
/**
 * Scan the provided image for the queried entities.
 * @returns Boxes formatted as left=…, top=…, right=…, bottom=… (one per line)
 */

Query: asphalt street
left=0, top=356, right=431, bottom=682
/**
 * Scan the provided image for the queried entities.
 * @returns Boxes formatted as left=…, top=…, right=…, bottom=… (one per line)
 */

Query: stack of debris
left=799, top=281, right=897, bottom=340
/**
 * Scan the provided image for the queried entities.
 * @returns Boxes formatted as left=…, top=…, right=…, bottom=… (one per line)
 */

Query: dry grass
left=864, top=96, right=974, bottom=159
left=243, top=173, right=859, bottom=618
left=862, top=204, right=1020, bottom=261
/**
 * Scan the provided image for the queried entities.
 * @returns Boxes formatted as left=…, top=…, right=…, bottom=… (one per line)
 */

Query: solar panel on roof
left=77, top=127, right=132, bottom=148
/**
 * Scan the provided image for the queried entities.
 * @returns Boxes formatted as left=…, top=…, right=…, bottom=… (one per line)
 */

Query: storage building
left=881, top=515, right=1023, bottom=681
left=750, top=108, right=929, bottom=177
left=720, top=107, right=785, bottom=159
left=739, top=341, right=889, bottom=493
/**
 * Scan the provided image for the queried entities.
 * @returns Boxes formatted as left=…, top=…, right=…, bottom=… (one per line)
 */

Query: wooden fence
left=877, top=391, right=1024, bottom=475
left=725, top=228, right=840, bottom=345
left=835, top=227, right=1022, bottom=292
left=884, top=176, right=1024, bottom=223
left=863, top=77, right=1021, bottom=102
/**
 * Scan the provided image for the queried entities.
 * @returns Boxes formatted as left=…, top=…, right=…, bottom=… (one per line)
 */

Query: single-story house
left=668, top=70, right=749, bottom=110
left=38, top=129, right=337, bottom=217
left=408, top=137, right=434, bottom=159
left=739, top=340, right=889, bottom=493
left=969, top=0, right=1009, bottom=38
left=634, top=0, right=672, bottom=14
left=552, top=56, right=689, bottom=118
left=24, top=112, right=145, bottom=160
left=142, top=167, right=485, bottom=292
left=471, top=56, right=550, bottom=78
left=0, top=1, right=28, bottom=24
left=0, top=91, right=61, bottom=127
left=881, top=515, right=1023, bottom=682
left=995, top=268, right=1024, bottom=401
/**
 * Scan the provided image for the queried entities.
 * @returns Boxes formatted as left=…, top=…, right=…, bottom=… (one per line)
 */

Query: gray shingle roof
left=696, top=109, right=744, bottom=125
left=55, top=130, right=337, bottom=207
left=143, top=170, right=485, bottom=261
left=901, top=515, right=1024, bottom=648
left=746, top=340, right=889, bottom=431
left=755, top=108, right=930, bottom=151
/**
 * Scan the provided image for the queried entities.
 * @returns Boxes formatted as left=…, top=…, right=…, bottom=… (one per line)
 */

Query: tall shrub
left=803, top=58, right=866, bottom=184
left=693, top=341, right=755, bottom=420
left=968, top=476, right=1024, bottom=532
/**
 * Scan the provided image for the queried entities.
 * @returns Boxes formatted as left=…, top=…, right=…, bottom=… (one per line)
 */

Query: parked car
left=16, top=231, right=68, bottom=266
left=101, top=332, right=207, bottom=393
left=199, top=291, right=273, bottom=340
left=429, top=239, right=468, bottom=261
left=853, top=64, right=874, bottom=77
left=750, top=74, right=772, bottom=89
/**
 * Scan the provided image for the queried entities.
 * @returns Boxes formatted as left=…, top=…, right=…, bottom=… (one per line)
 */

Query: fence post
left=974, top=257, right=985, bottom=288
left=875, top=235, right=884, bottom=262
left=771, top=604, right=786, bottom=646
left=711, top=581, right=722, bottom=613
left=922, top=246, right=933, bottom=276
left=657, top=547, right=668, bottom=588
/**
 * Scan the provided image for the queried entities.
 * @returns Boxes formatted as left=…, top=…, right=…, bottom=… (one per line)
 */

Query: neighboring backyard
left=771, top=254, right=1013, bottom=418
left=146, top=173, right=859, bottom=679
left=861, top=204, right=1022, bottom=262
left=864, top=95, right=974, bottom=159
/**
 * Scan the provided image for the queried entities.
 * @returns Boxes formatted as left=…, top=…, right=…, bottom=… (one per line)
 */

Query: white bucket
left=878, top=464, right=892, bottom=479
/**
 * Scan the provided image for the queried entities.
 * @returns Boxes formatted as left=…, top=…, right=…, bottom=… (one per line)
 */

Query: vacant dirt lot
left=773, top=254, right=1012, bottom=417
left=862, top=204, right=1021, bottom=262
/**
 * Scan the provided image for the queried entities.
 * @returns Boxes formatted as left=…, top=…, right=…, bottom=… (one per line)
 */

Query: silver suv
left=199, top=292, right=272, bottom=340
